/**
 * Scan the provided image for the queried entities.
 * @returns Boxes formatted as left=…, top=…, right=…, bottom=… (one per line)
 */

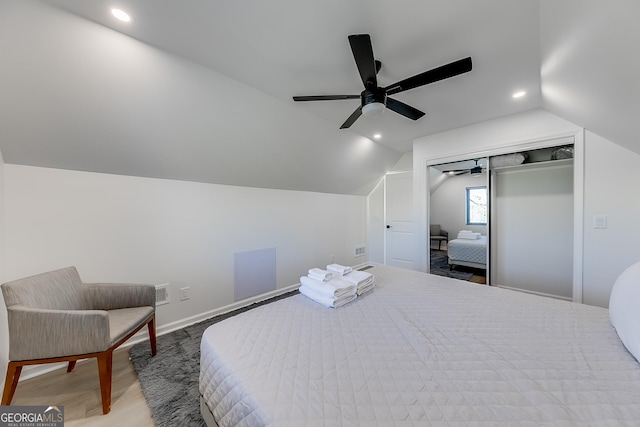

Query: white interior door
left=385, top=172, right=418, bottom=270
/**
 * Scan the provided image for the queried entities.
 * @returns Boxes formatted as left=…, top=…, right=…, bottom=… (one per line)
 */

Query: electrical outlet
left=180, top=287, right=190, bottom=301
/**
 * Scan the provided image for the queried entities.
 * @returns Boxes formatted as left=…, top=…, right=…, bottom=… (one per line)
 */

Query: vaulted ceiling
left=0, top=0, right=637, bottom=195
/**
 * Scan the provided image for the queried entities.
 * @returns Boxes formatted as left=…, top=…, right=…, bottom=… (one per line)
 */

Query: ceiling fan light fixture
left=362, top=102, right=385, bottom=116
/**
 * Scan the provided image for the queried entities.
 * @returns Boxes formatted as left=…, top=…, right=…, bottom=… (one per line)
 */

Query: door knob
left=386, top=225, right=391, bottom=228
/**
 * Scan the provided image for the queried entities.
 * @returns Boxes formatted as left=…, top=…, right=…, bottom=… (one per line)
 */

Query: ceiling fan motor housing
left=361, top=87, right=387, bottom=106
left=361, top=88, right=387, bottom=116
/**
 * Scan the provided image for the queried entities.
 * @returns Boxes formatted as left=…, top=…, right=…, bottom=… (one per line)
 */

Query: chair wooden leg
left=67, top=361, right=77, bottom=372
left=148, top=315, right=157, bottom=356
left=96, top=351, right=113, bottom=414
left=2, top=362, right=23, bottom=406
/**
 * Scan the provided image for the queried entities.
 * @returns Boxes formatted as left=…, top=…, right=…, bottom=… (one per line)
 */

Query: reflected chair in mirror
left=1, top=266, right=156, bottom=414
left=430, top=224, right=449, bottom=250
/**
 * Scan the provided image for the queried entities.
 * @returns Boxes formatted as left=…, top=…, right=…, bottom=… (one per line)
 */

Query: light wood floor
left=469, top=273, right=487, bottom=284
left=9, top=348, right=154, bottom=427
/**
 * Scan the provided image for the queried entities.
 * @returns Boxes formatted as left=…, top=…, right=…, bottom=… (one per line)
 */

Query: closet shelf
left=491, top=158, right=573, bottom=173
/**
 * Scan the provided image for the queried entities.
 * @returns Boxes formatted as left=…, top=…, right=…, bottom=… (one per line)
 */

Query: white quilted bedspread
left=199, top=265, right=640, bottom=426
left=447, top=236, right=487, bottom=265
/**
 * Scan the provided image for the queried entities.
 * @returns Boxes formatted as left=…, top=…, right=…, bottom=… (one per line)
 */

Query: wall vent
left=156, top=284, right=170, bottom=306
left=354, top=245, right=366, bottom=257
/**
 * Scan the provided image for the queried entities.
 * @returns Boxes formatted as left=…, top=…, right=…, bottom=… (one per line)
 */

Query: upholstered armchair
left=430, top=224, right=449, bottom=250
left=1, top=266, right=156, bottom=414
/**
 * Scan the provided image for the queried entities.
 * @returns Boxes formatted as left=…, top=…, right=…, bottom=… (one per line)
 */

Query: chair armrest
left=442, top=230, right=449, bottom=239
left=82, top=283, right=156, bottom=310
left=6, top=306, right=110, bottom=361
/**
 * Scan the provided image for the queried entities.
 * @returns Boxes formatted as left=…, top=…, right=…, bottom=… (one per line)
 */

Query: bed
left=447, top=235, right=487, bottom=270
left=199, top=264, right=640, bottom=426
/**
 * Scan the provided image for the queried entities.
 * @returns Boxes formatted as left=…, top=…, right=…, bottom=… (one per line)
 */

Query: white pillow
left=609, top=261, right=640, bottom=362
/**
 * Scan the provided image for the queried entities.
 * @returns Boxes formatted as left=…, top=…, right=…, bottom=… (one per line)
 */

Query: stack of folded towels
left=299, top=264, right=376, bottom=308
left=299, top=268, right=357, bottom=308
left=457, top=230, right=481, bottom=240
left=327, top=263, right=375, bottom=296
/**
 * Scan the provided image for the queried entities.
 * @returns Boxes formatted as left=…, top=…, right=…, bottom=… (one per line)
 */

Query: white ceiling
left=40, top=0, right=542, bottom=153
left=0, top=0, right=638, bottom=195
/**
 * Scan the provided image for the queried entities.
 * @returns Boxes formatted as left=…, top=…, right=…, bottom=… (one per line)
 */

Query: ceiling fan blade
left=348, top=34, right=377, bottom=88
left=340, top=106, right=363, bottom=129
left=385, top=57, right=472, bottom=96
left=385, top=97, right=425, bottom=120
left=293, top=95, right=360, bottom=102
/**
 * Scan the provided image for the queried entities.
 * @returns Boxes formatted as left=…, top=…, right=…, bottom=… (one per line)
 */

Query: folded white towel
left=457, top=231, right=480, bottom=239
left=357, top=281, right=375, bottom=296
left=300, top=276, right=356, bottom=298
left=326, top=263, right=353, bottom=276
left=341, top=270, right=374, bottom=294
left=308, top=268, right=333, bottom=282
left=299, top=285, right=357, bottom=308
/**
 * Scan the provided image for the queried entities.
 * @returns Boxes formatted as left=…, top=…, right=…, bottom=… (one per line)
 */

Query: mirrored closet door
left=428, top=158, right=489, bottom=284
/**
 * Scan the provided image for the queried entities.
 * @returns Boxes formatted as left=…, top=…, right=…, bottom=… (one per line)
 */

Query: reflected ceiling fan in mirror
left=293, top=34, right=472, bottom=129
left=442, top=159, right=486, bottom=175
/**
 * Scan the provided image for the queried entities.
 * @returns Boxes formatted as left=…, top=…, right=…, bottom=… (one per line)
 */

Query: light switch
left=593, top=215, right=607, bottom=229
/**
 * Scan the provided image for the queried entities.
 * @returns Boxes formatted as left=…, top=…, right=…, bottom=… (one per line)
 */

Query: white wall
left=582, top=131, right=640, bottom=306
left=388, top=152, right=413, bottom=173
left=3, top=165, right=367, bottom=331
left=429, top=172, right=488, bottom=247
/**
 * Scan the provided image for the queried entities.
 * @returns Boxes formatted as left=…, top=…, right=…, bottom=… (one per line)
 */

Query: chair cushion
left=108, top=306, right=154, bottom=346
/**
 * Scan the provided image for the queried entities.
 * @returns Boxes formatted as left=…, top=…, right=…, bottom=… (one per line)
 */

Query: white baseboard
left=17, top=283, right=301, bottom=383
left=493, top=284, right=572, bottom=301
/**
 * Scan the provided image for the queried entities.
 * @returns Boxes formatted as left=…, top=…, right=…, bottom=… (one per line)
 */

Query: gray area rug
left=430, top=250, right=475, bottom=281
left=130, top=291, right=297, bottom=427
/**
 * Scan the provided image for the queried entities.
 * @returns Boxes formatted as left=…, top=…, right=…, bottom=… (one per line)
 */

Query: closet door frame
left=423, top=131, right=584, bottom=303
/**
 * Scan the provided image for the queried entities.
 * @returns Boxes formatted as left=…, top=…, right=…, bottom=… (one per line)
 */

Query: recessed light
left=373, top=133, right=381, bottom=139
left=111, top=8, right=131, bottom=22
left=512, top=91, right=526, bottom=98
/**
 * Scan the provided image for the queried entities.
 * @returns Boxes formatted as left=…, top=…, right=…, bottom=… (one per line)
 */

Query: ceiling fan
left=292, top=34, right=472, bottom=129
left=442, top=159, right=486, bottom=175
